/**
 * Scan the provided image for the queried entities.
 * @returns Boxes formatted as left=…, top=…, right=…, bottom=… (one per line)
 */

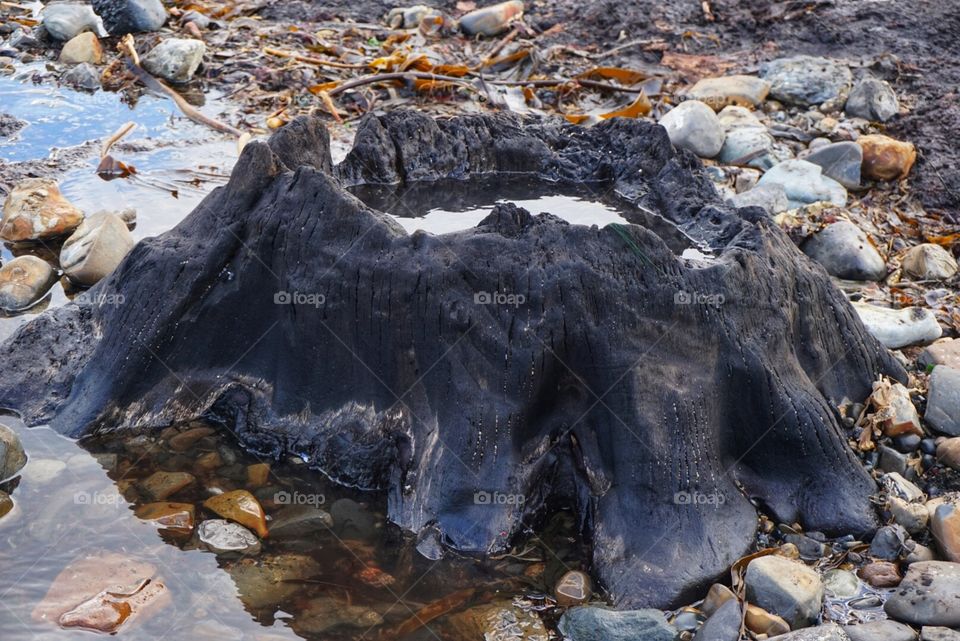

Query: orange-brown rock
left=1, top=178, right=84, bottom=242
left=203, top=490, right=268, bottom=538
left=134, top=502, right=195, bottom=532
left=858, top=134, right=916, bottom=181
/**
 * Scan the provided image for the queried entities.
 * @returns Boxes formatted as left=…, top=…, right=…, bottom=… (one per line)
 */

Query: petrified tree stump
left=0, top=112, right=903, bottom=607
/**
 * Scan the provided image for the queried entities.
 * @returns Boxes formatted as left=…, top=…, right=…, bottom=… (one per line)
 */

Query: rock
left=61, top=62, right=101, bottom=92
left=60, top=212, right=136, bottom=286
left=268, top=504, right=334, bottom=538
left=879, top=445, right=909, bottom=475
left=926, top=367, right=960, bottom=436
left=695, top=598, right=741, bottom=641
left=227, top=553, right=321, bottom=609
left=555, top=570, right=591, bottom=607
left=905, top=543, right=937, bottom=565
left=802, top=221, right=885, bottom=281
left=805, top=142, right=862, bottom=189
left=745, top=604, right=791, bottom=636
left=448, top=601, right=548, bottom=641
left=198, top=519, right=262, bottom=554
left=701, top=583, right=737, bottom=616
left=870, top=524, right=910, bottom=561
left=885, top=561, right=960, bottom=626
left=882, top=473, right=924, bottom=502
left=735, top=168, right=761, bottom=193
left=845, top=76, right=900, bottom=122
left=872, top=382, right=922, bottom=438
left=557, top=607, right=677, bottom=641
left=758, top=159, right=847, bottom=208
left=761, top=56, right=852, bottom=106
left=32, top=552, right=167, bottom=629
left=292, top=596, right=385, bottom=636
left=386, top=5, right=433, bottom=29
left=858, top=135, right=917, bottom=181
left=823, top=569, right=860, bottom=598
left=139, top=471, right=195, bottom=500
left=134, top=502, right=195, bottom=532
left=658, top=100, right=725, bottom=158
left=91, top=0, right=167, bottom=35
left=717, top=106, right=777, bottom=169
left=937, top=438, right=960, bottom=470
left=844, top=621, right=918, bottom=641
left=853, top=304, right=942, bottom=349
left=42, top=4, right=108, bottom=41
left=459, top=0, right=524, bottom=36
left=1, top=178, right=85, bottom=242
left=141, top=38, right=205, bottom=84
left=745, top=555, right=824, bottom=629
left=859, top=561, right=901, bottom=587
left=889, top=496, right=930, bottom=535
left=203, top=490, right=268, bottom=538
left=686, top=75, right=771, bottom=110
left=770, top=624, right=851, bottom=641
left=167, top=425, right=215, bottom=451
left=921, top=628, right=960, bottom=641
left=245, top=463, right=270, bottom=488
left=59, top=32, right=103, bottom=64
left=0, top=256, right=56, bottom=313
left=730, top=183, right=789, bottom=214
left=0, top=423, right=26, bottom=481
left=931, top=504, right=960, bottom=562
left=902, top=245, right=958, bottom=281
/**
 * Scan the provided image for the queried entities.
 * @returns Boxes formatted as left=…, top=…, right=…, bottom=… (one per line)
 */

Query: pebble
left=227, top=553, right=321, bottom=609
left=1, top=178, right=85, bottom=242
left=141, top=38, right=206, bottom=83
left=869, top=524, right=910, bottom=561
left=757, top=159, right=847, bottom=208
left=0, top=255, right=56, bottom=312
left=761, top=55, right=853, bottom=106
left=658, top=100, right=725, bottom=158
left=203, top=489, right=268, bottom=538
left=745, top=555, right=824, bottom=629
left=734, top=168, right=761, bottom=192
left=768, top=622, right=848, bottom=641
left=62, top=62, right=101, bottom=92
left=292, top=596, right=386, bottom=636
left=60, top=212, right=136, bottom=286
left=198, top=519, right=262, bottom=554
left=926, top=367, right=960, bottom=436
left=885, top=561, right=960, bottom=627
left=91, top=0, right=167, bottom=35
left=557, top=607, right=677, bottom=641
left=134, top=501, right=195, bottom=532
left=139, top=470, right=195, bottom=500
left=59, top=32, right=103, bottom=65
left=802, top=221, right=885, bottom=281
left=701, top=583, right=736, bottom=616
left=853, top=304, right=942, bottom=349
left=717, top=106, right=777, bottom=169
left=730, top=183, right=790, bottom=214
left=245, top=463, right=270, bottom=487
left=859, top=561, right=902, bottom=587
left=805, top=141, right=863, bottom=189
left=459, top=0, right=524, bottom=36
left=902, top=244, right=958, bottom=281
left=0, top=423, right=27, bottom=481
left=695, top=598, right=741, bottom=641
left=879, top=445, right=909, bottom=475
left=555, top=570, right=591, bottom=606
left=921, top=628, right=960, bottom=641
left=844, top=620, right=918, bottom=641
left=889, top=496, right=930, bottom=535
left=858, top=135, right=917, bottom=181
left=930, top=503, right=960, bottom=562
left=823, top=568, right=860, bottom=598
left=936, top=438, right=960, bottom=470
left=921, top=339, right=960, bottom=372
left=167, top=425, right=215, bottom=451
left=845, top=76, right=900, bottom=122
left=882, top=473, right=925, bottom=502
left=268, top=504, right=334, bottom=538
left=42, top=4, right=108, bottom=41
left=686, top=75, right=771, bottom=110
left=905, top=543, right=937, bottom=566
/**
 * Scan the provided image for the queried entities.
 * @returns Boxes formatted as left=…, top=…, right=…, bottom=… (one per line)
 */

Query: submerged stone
left=0, top=256, right=56, bottom=312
